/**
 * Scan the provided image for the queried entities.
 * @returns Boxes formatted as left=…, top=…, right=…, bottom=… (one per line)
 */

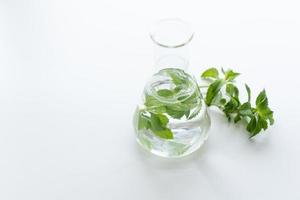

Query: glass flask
left=133, top=19, right=211, bottom=158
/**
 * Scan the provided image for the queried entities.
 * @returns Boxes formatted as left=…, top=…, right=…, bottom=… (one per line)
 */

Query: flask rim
left=150, top=18, right=194, bottom=48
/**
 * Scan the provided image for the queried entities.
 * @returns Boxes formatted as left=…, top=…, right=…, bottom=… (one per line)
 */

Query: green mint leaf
left=201, top=67, right=219, bottom=79
left=147, top=106, right=167, bottom=114
left=226, top=83, right=239, bottom=98
left=156, top=113, right=169, bottom=125
left=164, top=68, right=187, bottom=86
left=166, top=91, right=201, bottom=119
left=205, top=79, right=225, bottom=106
left=256, top=89, right=268, bottom=107
left=239, top=102, right=252, bottom=116
left=251, top=122, right=262, bottom=138
left=137, top=111, right=151, bottom=130
left=154, top=129, right=173, bottom=139
left=223, top=98, right=239, bottom=113
left=245, top=84, right=251, bottom=102
left=259, top=116, right=268, bottom=130
left=255, top=90, right=274, bottom=124
left=224, top=69, right=240, bottom=81
left=138, top=110, right=172, bottom=139
left=149, top=113, right=166, bottom=131
left=145, top=95, right=162, bottom=107
left=165, top=106, right=186, bottom=119
left=250, top=116, right=268, bottom=138
left=149, top=113, right=173, bottom=139
left=144, top=95, right=166, bottom=113
left=157, top=89, right=174, bottom=97
left=258, top=107, right=273, bottom=120
left=247, top=116, right=257, bottom=133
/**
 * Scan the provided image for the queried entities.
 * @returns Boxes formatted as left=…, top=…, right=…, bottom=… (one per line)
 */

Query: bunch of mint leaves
left=201, top=68, right=274, bottom=138
left=137, top=67, right=274, bottom=139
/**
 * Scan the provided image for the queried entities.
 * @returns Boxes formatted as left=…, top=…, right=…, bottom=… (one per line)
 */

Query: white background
left=0, top=0, right=300, bottom=199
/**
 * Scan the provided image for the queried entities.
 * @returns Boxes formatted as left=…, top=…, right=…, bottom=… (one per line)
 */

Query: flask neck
left=153, top=47, right=189, bottom=71
left=150, top=18, right=193, bottom=72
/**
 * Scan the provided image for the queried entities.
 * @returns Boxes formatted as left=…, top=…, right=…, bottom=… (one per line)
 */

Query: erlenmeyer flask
left=133, top=19, right=211, bottom=158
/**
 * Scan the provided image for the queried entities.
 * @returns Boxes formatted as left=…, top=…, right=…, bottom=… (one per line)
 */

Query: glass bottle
left=133, top=19, right=211, bottom=158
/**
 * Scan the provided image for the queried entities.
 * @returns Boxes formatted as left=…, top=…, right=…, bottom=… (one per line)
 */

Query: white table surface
left=1, top=0, right=300, bottom=199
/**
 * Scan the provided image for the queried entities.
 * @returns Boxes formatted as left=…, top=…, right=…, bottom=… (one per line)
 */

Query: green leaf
left=137, top=110, right=174, bottom=139
left=144, top=95, right=166, bottom=113
left=205, top=79, right=225, bottom=106
left=247, top=117, right=257, bottom=133
left=224, top=70, right=240, bottom=81
left=156, top=113, right=169, bottom=125
left=147, top=106, right=166, bottom=114
left=154, top=129, right=173, bottom=139
left=250, top=116, right=268, bottom=138
left=137, top=111, right=151, bottom=130
left=165, top=106, right=186, bottom=119
left=258, top=107, right=273, bottom=119
left=251, top=123, right=262, bottom=138
left=145, top=95, right=162, bottom=107
left=245, top=84, right=251, bottom=102
left=164, top=68, right=187, bottom=86
left=256, top=90, right=268, bottom=107
left=255, top=90, right=274, bottom=124
left=157, top=89, right=174, bottom=97
left=149, top=113, right=166, bottom=131
left=201, top=68, right=219, bottom=79
left=223, top=98, right=239, bottom=113
left=259, top=116, right=268, bottom=130
left=226, top=83, right=239, bottom=98
left=239, top=102, right=252, bottom=116
left=149, top=113, right=173, bottom=139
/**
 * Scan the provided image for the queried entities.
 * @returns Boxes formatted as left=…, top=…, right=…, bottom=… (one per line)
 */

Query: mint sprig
left=201, top=68, right=274, bottom=138
left=136, top=67, right=274, bottom=140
